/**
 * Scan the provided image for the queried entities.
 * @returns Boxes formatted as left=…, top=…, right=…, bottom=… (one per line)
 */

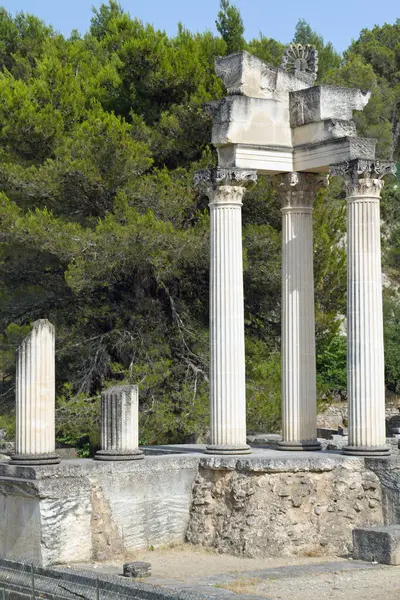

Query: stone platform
left=0, top=447, right=399, bottom=565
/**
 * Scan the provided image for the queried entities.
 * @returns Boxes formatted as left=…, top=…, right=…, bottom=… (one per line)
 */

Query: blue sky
left=1, top=0, right=399, bottom=53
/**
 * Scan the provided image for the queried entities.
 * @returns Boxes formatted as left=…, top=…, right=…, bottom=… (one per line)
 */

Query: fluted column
left=95, top=385, right=144, bottom=461
left=194, top=168, right=257, bottom=454
left=12, top=319, right=60, bottom=465
left=277, top=173, right=327, bottom=451
left=95, top=385, right=143, bottom=461
left=331, top=159, right=396, bottom=456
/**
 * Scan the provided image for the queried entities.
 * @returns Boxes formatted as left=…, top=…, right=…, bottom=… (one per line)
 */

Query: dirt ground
left=217, top=567, right=400, bottom=600
left=77, top=545, right=400, bottom=600
left=120, top=545, right=338, bottom=578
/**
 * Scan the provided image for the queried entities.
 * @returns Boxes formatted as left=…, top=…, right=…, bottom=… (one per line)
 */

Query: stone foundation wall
left=186, top=456, right=385, bottom=557
left=1, top=450, right=400, bottom=566
left=0, top=455, right=199, bottom=566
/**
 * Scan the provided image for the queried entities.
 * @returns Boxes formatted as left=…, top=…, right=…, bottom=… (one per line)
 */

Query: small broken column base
left=205, top=444, right=252, bottom=455
left=94, top=449, right=144, bottom=461
left=277, top=440, right=322, bottom=452
left=11, top=453, right=61, bottom=466
left=342, top=445, right=390, bottom=457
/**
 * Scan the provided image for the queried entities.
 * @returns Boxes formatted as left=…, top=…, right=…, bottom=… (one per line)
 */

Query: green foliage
left=246, top=342, right=281, bottom=433
left=246, top=36, right=285, bottom=67
left=383, top=290, right=400, bottom=393
left=325, top=20, right=400, bottom=159
left=316, top=329, right=347, bottom=396
left=55, top=384, right=100, bottom=449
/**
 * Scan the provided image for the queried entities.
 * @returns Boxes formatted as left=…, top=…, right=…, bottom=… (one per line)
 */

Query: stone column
left=194, top=168, right=257, bottom=454
left=95, top=385, right=143, bottom=461
left=12, top=319, right=60, bottom=465
left=331, top=160, right=396, bottom=456
left=277, top=173, right=326, bottom=451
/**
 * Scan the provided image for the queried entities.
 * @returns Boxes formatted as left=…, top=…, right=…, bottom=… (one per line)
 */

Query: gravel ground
left=77, top=545, right=400, bottom=599
left=238, top=565, right=399, bottom=600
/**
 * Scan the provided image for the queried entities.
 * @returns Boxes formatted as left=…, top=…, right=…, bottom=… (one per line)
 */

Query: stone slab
left=353, top=525, right=400, bottom=565
left=293, top=136, right=376, bottom=172
left=217, top=143, right=293, bottom=174
left=214, top=50, right=314, bottom=100
left=216, top=136, right=377, bottom=174
left=289, top=86, right=371, bottom=128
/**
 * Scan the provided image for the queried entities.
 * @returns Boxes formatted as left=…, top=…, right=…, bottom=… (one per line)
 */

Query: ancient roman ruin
left=195, top=46, right=396, bottom=455
left=0, top=45, right=400, bottom=583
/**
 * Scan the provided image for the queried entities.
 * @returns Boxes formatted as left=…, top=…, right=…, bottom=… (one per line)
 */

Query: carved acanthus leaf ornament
left=194, top=168, right=257, bottom=191
left=276, top=172, right=328, bottom=210
left=330, top=159, right=397, bottom=197
left=281, top=44, right=318, bottom=78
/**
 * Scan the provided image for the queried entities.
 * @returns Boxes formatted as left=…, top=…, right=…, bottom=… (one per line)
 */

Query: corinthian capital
left=194, top=168, right=257, bottom=192
left=330, top=159, right=397, bottom=197
left=194, top=168, right=258, bottom=205
left=276, top=172, right=328, bottom=209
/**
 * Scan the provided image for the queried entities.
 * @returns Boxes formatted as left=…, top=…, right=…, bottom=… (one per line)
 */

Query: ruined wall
left=186, top=456, right=385, bottom=557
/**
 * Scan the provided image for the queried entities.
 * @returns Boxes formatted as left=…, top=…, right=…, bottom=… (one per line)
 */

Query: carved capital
left=276, top=172, right=328, bottom=210
left=330, top=159, right=397, bottom=197
left=194, top=168, right=257, bottom=205
left=194, top=168, right=257, bottom=190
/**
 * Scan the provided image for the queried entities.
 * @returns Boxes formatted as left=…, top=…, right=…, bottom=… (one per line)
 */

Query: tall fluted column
left=12, top=319, right=60, bottom=465
left=277, top=173, right=326, bottom=451
left=194, top=168, right=257, bottom=454
left=95, top=385, right=143, bottom=461
left=331, top=160, right=396, bottom=456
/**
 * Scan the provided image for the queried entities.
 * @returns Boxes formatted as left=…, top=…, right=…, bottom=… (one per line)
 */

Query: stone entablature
left=207, top=50, right=374, bottom=174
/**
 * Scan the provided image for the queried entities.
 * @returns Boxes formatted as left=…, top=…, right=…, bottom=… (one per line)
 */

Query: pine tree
left=216, top=0, right=245, bottom=54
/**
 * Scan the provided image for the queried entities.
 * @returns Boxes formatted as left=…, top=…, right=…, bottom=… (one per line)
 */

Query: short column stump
left=353, top=525, right=400, bottom=565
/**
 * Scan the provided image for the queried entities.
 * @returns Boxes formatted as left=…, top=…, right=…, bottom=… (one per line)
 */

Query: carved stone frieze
left=330, top=159, right=397, bottom=197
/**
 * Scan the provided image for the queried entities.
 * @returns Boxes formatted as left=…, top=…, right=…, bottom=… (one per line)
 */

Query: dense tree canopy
left=0, top=2, right=399, bottom=451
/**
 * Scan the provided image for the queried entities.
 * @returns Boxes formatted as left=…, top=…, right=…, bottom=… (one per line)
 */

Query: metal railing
left=0, top=556, right=208, bottom=600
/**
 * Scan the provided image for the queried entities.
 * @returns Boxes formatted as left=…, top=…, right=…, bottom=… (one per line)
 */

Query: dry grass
left=215, top=578, right=263, bottom=594
left=303, top=548, right=324, bottom=558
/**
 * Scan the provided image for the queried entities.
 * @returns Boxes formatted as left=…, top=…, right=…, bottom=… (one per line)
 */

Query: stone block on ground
left=123, top=561, right=151, bottom=578
left=353, top=525, right=400, bottom=565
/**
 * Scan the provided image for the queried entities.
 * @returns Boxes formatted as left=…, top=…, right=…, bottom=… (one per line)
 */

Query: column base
left=11, top=453, right=61, bottom=465
left=205, top=444, right=252, bottom=455
left=277, top=440, right=322, bottom=452
left=342, top=445, right=390, bottom=457
left=94, top=449, right=144, bottom=461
